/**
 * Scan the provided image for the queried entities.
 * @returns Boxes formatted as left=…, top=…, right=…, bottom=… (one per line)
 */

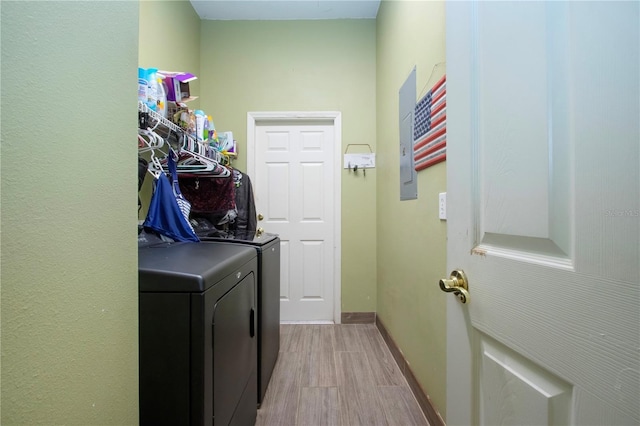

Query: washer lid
left=200, top=232, right=279, bottom=246
left=138, top=242, right=256, bottom=292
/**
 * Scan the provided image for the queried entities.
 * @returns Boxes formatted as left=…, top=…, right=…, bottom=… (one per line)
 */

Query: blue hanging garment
left=167, top=150, right=196, bottom=235
left=144, top=170, right=199, bottom=243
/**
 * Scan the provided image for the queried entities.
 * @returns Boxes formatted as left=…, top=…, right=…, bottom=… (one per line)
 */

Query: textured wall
left=375, top=0, right=448, bottom=418
left=139, top=0, right=201, bottom=87
left=0, top=2, right=139, bottom=424
left=199, top=20, right=378, bottom=313
left=138, top=0, right=201, bottom=220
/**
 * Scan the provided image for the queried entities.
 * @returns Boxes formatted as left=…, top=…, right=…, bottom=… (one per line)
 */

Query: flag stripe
left=414, top=74, right=447, bottom=171
left=431, top=75, right=447, bottom=93
left=414, top=125, right=446, bottom=151
left=414, top=133, right=446, bottom=157
left=415, top=139, right=447, bottom=162
left=415, top=146, right=447, bottom=171
left=415, top=152, right=446, bottom=171
left=431, top=99, right=446, bottom=116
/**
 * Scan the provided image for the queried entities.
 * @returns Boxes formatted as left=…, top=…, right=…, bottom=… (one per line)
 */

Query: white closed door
left=251, top=117, right=339, bottom=322
left=446, top=2, right=639, bottom=425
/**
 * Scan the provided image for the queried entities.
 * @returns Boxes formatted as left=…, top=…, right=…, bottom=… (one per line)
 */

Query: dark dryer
left=138, top=241, right=258, bottom=426
left=191, top=219, right=280, bottom=407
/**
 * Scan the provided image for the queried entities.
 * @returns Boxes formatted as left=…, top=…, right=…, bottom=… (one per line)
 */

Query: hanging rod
left=138, top=101, right=224, bottom=165
left=138, top=101, right=186, bottom=135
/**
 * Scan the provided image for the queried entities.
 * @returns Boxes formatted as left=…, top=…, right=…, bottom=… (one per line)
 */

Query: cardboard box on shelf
left=160, top=71, right=198, bottom=103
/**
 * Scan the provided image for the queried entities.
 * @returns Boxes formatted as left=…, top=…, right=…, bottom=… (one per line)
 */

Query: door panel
left=254, top=121, right=336, bottom=321
left=447, top=2, right=639, bottom=425
left=480, top=336, right=572, bottom=426
left=478, top=2, right=554, bottom=241
left=301, top=240, right=324, bottom=299
left=280, top=239, right=291, bottom=301
left=474, top=1, right=572, bottom=264
left=266, top=163, right=289, bottom=221
left=301, top=163, right=324, bottom=220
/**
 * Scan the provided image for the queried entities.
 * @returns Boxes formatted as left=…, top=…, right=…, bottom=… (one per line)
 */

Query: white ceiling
left=190, top=0, right=381, bottom=21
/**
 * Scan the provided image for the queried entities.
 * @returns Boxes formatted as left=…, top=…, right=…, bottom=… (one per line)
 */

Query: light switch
left=439, top=192, right=447, bottom=220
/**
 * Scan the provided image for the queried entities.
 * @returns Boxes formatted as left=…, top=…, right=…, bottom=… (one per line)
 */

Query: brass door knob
left=439, top=270, right=470, bottom=304
left=258, top=214, right=264, bottom=221
left=256, top=227, right=265, bottom=237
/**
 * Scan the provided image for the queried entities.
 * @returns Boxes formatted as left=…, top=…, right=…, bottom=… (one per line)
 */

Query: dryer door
left=212, top=272, right=257, bottom=426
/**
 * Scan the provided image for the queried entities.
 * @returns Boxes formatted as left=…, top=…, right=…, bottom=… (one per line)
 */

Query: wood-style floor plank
left=336, top=351, right=388, bottom=426
left=358, top=324, right=406, bottom=386
left=278, top=324, right=294, bottom=353
left=332, top=324, right=364, bottom=352
left=297, top=387, right=340, bottom=426
left=281, top=324, right=312, bottom=352
left=300, top=349, right=338, bottom=387
left=308, top=324, right=335, bottom=352
left=256, top=324, right=430, bottom=426
left=378, top=385, right=430, bottom=426
left=256, top=351, right=302, bottom=426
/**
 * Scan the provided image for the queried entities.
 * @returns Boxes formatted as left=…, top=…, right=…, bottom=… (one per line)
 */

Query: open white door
left=446, top=2, right=639, bottom=425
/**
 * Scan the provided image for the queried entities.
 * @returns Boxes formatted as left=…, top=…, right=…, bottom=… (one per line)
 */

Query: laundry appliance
left=192, top=218, right=280, bottom=406
left=138, top=241, right=258, bottom=426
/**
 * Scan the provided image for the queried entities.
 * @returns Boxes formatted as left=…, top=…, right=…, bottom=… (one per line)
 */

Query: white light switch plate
left=439, top=192, right=447, bottom=220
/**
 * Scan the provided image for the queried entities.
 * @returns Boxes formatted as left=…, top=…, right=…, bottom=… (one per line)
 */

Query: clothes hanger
left=138, top=134, right=151, bottom=152
left=138, top=136, right=157, bottom=155
left=155, top=144, right=214, bottom=173
left=176, top=151, right=219, bottom=173
left=175, top=149, right=231, bottom=177
left=138, top=128, right=165, bottom=152
left=147, top=150, right=164, bottom=179
left=168, top=132, right=230, bottom=177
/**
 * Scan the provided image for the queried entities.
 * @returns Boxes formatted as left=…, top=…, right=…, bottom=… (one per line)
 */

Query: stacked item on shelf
left=138, top=68, right=237, bottom=164
left=138, top=67, right=168, bottom=118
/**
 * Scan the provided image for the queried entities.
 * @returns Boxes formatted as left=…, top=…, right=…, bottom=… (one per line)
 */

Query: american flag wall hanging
left=413, top=74, right=446, bottom=171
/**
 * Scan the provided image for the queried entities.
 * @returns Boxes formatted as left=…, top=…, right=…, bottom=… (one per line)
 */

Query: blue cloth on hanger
left=144, top=171, right=199, bottom=243
left=167, top=150, right=196, bottom=234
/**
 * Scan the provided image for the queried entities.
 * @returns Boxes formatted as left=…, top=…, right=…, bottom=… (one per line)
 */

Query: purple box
left=161, top=71, right=197, bottom=102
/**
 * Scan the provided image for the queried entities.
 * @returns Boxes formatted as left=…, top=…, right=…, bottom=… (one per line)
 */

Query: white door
left=248, top=113, right=341, bottom=323
left=446, top=2, right=639, bottom=425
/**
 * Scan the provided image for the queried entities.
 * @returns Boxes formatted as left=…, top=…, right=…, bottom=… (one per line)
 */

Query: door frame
left=247, top=111, right=342, bottom=324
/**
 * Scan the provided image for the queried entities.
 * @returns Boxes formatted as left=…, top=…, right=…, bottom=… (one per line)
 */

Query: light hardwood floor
left=256, top=324, right=429, bottom=426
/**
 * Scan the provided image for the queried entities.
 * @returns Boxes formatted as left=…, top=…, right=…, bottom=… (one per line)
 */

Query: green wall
left=138, top=0, right=201, bottom=108
left=1, top=0, right=447, bottom=422
left=199, top=20, right=378, bottom=312
left=1, top=2, right=139, bottom=424
left=376, top=0, right=448, bottom=419
left=138, top=0, right=201, bottom=220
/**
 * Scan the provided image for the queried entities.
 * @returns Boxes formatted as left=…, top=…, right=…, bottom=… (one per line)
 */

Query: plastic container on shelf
left=138, top=68, right=149, bottom=105
left=156, top=77, right=167, bottom=118
left=146, top=68, right=158, bottom=111
left=207, top=116, right=216, bottom=142
left=195, top=110, right=206, bottom=142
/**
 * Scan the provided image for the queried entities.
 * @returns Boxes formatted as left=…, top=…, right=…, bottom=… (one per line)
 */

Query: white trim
left=247, top=111, right=342, bottom=324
